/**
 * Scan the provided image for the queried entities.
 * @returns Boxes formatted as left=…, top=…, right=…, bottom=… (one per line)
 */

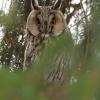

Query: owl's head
left=27, top=0, right=67, bottom=38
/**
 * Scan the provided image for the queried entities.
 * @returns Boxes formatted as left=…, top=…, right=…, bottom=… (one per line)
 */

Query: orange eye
left=51, top=20, right=56, bottom=25
left=36, top=19, right=40, bottom=25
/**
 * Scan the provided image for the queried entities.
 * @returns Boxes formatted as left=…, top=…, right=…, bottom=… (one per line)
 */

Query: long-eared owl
left=23, top=0, right=73, bottom=84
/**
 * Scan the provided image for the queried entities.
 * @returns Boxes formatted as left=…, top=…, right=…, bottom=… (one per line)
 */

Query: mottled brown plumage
left=23, top=0, right=72, bottom=84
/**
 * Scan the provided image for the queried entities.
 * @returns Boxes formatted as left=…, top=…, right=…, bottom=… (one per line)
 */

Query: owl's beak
left=44, top=21, right=48, bottom=31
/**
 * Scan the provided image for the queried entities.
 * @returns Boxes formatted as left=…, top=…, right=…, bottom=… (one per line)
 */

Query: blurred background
left=0, top=0, right=100, bottom=100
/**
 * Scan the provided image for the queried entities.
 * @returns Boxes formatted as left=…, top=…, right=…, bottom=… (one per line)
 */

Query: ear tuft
left=31, top=0, right=39, bottom=10
left=52, top=0, right=62, bottom=10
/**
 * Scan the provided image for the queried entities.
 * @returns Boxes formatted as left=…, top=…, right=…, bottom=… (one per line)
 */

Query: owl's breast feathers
left=26, top=29, right=51, bottom=63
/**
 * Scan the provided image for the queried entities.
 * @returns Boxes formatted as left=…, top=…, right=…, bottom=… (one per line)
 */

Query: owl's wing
left=44, top=30, right=73, bottom=84
left=23, top=29, right=35, bottom=71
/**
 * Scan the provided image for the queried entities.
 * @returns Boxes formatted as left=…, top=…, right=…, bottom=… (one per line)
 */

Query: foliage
left=0, top=0, right=100, bottom=100
left=0, top=0, right=25, bottom=69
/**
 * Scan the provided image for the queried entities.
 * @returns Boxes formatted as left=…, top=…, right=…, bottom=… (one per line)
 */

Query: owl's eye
left=51, top=20, right=56, bottom=25
left=36, top=19, right=41, bottom=25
